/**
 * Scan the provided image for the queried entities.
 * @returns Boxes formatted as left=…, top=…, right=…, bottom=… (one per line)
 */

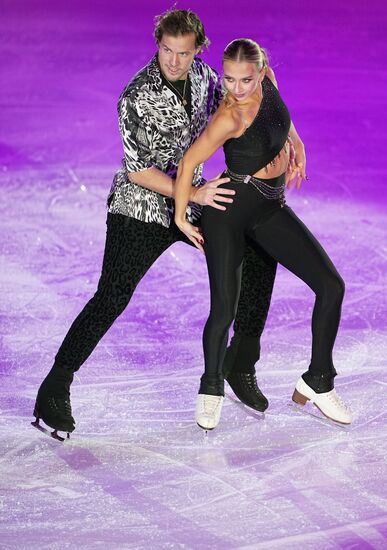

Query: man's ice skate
left=222, top=334, right=268, bottom=413
left=31, top=365, right=76, bottom=441
left=31, top=396, right=75, bottom=441
left=195, top=394, right=224, bottom=431
left=225, top=371, right=268, bottom=412
left=292, top=377, right=353, bottom=425
left=31, top=416, right=71, bottom=442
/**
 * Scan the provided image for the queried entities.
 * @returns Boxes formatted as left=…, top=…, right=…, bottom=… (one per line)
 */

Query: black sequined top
left=223, top=76, right=291, bottom=175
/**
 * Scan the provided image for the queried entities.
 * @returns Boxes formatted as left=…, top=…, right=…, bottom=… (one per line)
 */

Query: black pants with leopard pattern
left=52, top=212, right=277, bottom=375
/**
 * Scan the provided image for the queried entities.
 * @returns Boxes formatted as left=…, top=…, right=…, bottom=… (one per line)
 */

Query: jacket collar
left=147, top=54, right=203, bottom=122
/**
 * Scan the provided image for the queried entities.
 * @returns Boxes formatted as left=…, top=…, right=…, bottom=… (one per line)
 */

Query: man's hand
left=286, top=138, right=307, bottom=190
left=175, top=219, right=205, bottom=253
left=190, top=174, right=234, bottom=210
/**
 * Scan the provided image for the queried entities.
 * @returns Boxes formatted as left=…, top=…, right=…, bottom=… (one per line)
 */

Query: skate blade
left=31, top=419, right=70, bottom=442
left=289, top=402, right=351, bottom=430
left=196, top=422, right=215, bottom=433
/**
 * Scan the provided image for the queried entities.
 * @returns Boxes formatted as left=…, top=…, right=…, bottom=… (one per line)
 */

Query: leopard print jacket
left=107, top=54, right=223, bottom=227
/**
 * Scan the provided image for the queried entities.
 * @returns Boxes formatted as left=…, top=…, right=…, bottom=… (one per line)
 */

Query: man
left=32, top=8, right=279, bottom=440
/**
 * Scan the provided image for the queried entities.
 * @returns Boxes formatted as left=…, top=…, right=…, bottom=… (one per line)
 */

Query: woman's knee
left=331, top=273, right=345, bottom=300
left=321, top=272, right=345, bottom=304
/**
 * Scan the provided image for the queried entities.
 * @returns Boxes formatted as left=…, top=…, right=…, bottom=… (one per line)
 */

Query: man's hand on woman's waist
left=190, top=174, right=233, bottom=209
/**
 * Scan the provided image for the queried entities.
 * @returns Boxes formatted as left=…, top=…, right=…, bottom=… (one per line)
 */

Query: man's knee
left=88, top=286, right=133, bottom=320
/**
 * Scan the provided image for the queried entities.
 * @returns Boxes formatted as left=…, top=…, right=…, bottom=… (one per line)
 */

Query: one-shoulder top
left=223, top=76, right=291, bottom=175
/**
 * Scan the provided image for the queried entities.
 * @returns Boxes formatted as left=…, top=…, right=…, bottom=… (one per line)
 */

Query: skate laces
left=63, top=399, right=72, bottom=416
left=203, top=395, right=222, bottom=415
left=247, top=374, right=260, bottom=391
left=48, top=396, right=72, bottom=416
left=327, top=390, right=350, bottom=411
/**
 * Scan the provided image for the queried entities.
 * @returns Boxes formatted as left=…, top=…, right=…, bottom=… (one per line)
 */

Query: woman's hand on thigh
left=176, top=220, right=204, bottom=253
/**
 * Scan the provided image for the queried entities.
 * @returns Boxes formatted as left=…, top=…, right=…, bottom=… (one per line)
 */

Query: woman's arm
left=266, top=67, right=307, bottom=188
left=175, top=110, right=238, bottom=250
left=287, top=121, right=306, bottom=188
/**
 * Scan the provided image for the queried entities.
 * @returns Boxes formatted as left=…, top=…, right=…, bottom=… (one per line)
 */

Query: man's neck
left=157, top=54, right=190, bottom=82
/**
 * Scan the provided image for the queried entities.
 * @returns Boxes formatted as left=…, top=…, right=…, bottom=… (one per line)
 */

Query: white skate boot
left=195, top=394, right=224, bottom=430
left=292, top=377, right=353, bottom=424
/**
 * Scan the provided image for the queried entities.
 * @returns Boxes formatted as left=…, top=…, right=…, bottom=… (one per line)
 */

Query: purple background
left=1, top=1, right=386, bottom=548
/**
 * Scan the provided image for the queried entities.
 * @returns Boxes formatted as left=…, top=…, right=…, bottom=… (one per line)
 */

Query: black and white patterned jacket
left=107, top=54, right=222, bottom=227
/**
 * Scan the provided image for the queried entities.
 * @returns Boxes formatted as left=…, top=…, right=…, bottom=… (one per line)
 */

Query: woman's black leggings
left=200, top=173, right=345, bottom=396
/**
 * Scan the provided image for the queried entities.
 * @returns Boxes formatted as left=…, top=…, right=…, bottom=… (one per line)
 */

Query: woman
left=175, top=39, right=352, bottom=430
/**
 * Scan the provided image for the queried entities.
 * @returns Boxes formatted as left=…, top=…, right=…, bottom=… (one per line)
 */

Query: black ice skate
left=225, top=370, right=269, bottom=413
left=31, top=365, right=75, bottom=441
left=223, top=336, right=269, bottom=413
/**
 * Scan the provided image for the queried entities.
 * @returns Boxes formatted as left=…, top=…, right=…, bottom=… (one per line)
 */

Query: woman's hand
left=286, top=139, right=307, bottom=190
left=175, top=219, right=205, bottom=253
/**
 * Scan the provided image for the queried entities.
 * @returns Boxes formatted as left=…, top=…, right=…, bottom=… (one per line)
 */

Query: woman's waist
left=225, top=139, right=290, bottom=182
left=223, top=169, right=286, bottom=188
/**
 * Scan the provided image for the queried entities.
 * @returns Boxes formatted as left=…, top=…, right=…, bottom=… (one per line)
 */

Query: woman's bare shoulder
left=212, top=98, right=241, bottom=133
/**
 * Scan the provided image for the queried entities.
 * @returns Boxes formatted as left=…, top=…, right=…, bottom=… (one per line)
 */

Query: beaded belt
left=226, top=168, right=286, bottom=206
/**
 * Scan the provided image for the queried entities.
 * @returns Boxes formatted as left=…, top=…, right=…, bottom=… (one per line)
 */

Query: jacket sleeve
left=208, top=67, right=223, bottom=116
left=118, top=95, right=154, bottom=173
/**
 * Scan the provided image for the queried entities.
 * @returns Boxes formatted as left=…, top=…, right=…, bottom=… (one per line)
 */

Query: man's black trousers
left=54, top=213, right=277, bottom=373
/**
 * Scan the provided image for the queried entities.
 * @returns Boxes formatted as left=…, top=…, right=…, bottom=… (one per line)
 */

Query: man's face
left=158, top=32, right=199, bottom=81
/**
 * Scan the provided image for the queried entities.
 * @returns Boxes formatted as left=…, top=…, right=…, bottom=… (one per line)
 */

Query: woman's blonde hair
left=223, top=38, right=269, bottom=70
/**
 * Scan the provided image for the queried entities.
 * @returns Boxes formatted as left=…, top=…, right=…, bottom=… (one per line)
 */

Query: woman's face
left=223, top=60, right=264, bottom=102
